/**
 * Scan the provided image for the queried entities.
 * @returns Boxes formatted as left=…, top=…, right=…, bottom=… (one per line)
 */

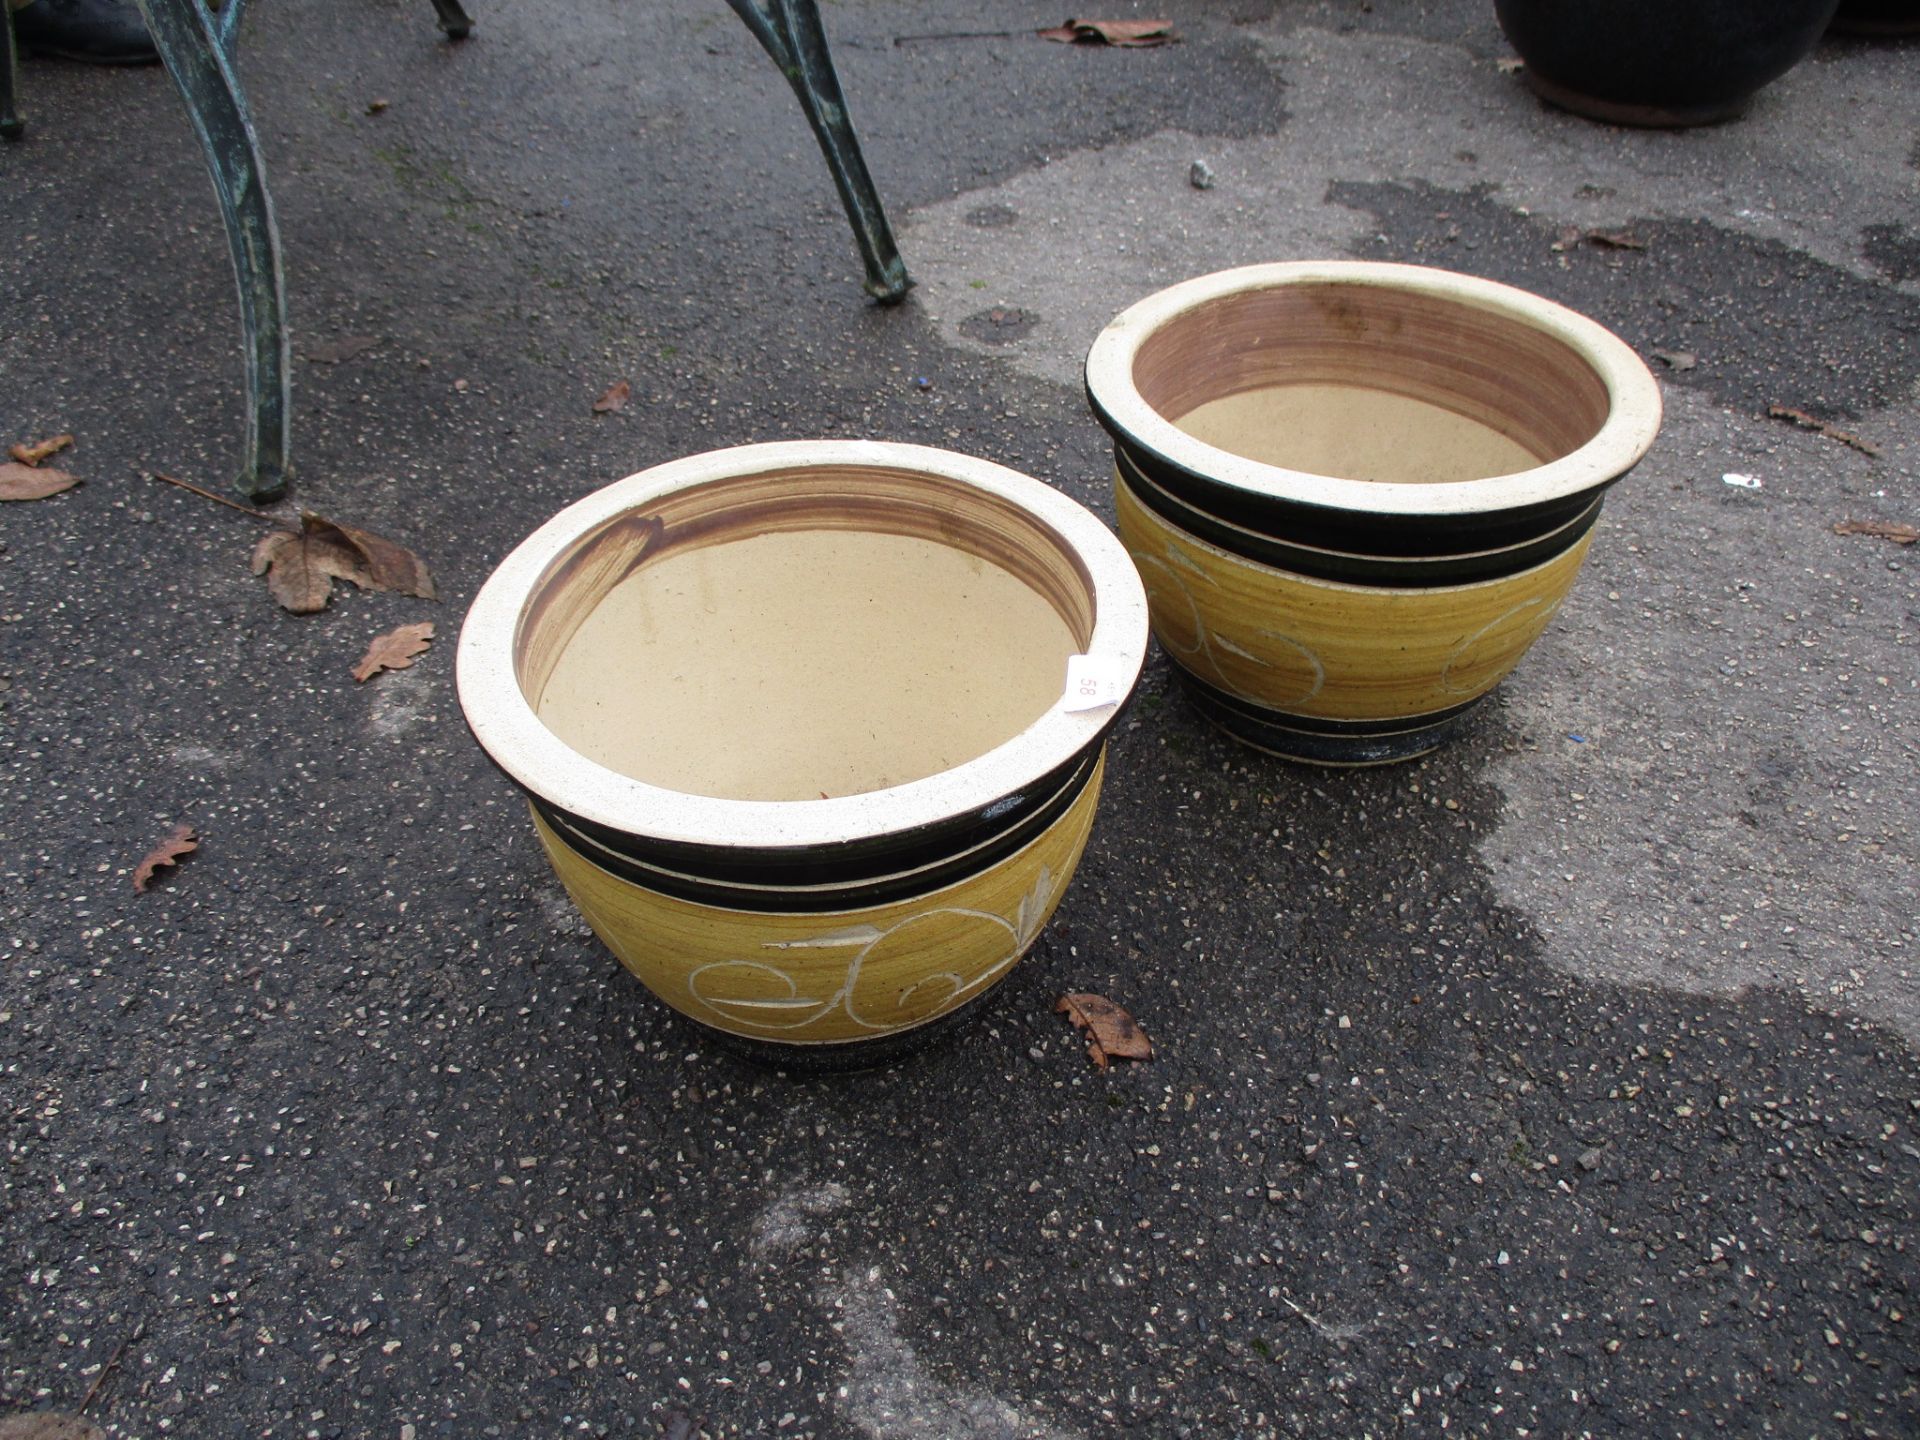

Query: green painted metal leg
left=428, top=0, right=472, bottom=41
left=1, top=6, right=23, bottom=141
left=133, top=0, right=289, bottom=501
left=725, top=0, right=910, bottom=303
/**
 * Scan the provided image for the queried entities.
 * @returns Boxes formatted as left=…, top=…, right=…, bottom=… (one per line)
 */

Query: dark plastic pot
left=1494, top=0, right=1844, bottom=126
left=1830, top=0, right=1920, bottom=36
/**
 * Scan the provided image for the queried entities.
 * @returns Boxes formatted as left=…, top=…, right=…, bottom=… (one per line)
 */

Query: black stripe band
left=1089, top=385, right=1620, bottom=558
left=1176, top=665, right=1487, bottom=750
left=1116, top=449, right=1602, bottom=587
left=1177, top=670, right=1489, bottom=764
left=531, top=747, right=1102, bottom=912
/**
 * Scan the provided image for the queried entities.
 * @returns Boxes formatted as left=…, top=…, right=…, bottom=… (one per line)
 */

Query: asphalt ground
left=2, top=2, right=1916, bottom=1436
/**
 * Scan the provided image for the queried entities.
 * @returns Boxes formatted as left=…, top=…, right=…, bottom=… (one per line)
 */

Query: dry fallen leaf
left=0, top=1412, right=108, bottom=1440
left=1057, top=992, right=1153, bottom=1069
left=133, top=823, right=198, bottom=893
left=1038, top=17, right=1177, bottom=46
left=10, top=433, right=74, bottom=465
left=1767, top=404, right=1881, bottom=457
left=1586, top=229, right=1646, bottom=251
left=251, top=511, right=437, bottom=614
left=303, top=334, right=380, bottom=364
left=1833, top=519, right=1918, bottom=546
left=1651, top=349, right=1698, bottom=372
left=592, top=379, right=632, bottom=414
left=354, top=621, right=436, bottom=682
left=0, top=462, right=81, bottom=501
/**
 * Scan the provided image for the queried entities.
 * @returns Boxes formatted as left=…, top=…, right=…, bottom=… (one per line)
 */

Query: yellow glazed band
left=1116, top=475, right=1595, bottom=723
left=533, top=753, right=1107, bottom=1046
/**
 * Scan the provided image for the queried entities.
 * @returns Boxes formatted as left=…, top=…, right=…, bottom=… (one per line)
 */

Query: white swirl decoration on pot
left=686, top=866, right=1057, bottom=1037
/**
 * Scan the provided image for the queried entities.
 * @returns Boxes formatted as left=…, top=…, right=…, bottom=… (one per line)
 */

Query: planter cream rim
left=457, top=440, right=1149, bottom=853
left=1084, top=260, right=1664, bottom=518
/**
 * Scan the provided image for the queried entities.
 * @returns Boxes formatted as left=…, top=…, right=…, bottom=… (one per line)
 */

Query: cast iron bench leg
left=132, top=0, right=290, bottom=502
left=428, top=0, right=473, bottom=42
left=1, top=6, right=22, bottom=141
left=725, top=0, right=910, bottom=303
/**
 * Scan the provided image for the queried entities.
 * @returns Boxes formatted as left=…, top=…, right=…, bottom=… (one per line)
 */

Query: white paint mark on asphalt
left=752, top=1184, right=1074, bottom=1437
left=166, top=741, right=234, bottom=771
left=825, top=1267, right=1083, bottom=1440
left=366, top=669, right=436, bottom=739
left=750, top=1180, right=848, bottom=1260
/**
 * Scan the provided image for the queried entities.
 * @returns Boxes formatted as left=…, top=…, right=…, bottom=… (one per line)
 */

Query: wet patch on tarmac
left=1332, top=178, right=1920, bottom=418
left=1862, top=221, right=1920, bottom=285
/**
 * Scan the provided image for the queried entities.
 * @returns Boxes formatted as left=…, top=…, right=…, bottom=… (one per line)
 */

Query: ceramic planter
left=1493, top=0, right=1842, bottom=126
left=1085, top=260, right=1661, bottom=765
left=457, top=441, right=1148, bottom=1064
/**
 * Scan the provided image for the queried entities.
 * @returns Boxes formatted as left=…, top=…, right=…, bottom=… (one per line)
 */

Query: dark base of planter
left=1176, top=670, right=1487, bottom=766
left=1523, top=70, right=1751, bottom=128
left=670, top=977, right=1014, bottom=1074
left=1829, top=16, right=1920, bottom=33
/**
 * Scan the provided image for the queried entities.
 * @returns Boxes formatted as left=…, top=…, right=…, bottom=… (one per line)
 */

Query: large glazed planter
left=457, top=441, right=1148, bottom=1065
left=1085, top=261, right=1661, bottom=765
left=1493, top=0, right=1842, bottom=127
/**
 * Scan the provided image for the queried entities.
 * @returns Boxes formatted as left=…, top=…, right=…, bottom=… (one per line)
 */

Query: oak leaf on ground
left=354, top=621, right=436, bottom=682
left=251, top=511, right=437, bottom=614
left=133, top=824, right=198, bottom=893
left=1833, top=518, right=1918, bottom=546
left=1038, top=18, right=1176, bottom=46
left=9, top=433, right=74, bottom=466
left=593, top=379, right=632, bottom=414
left=0, top=462, right=81, bottom=501
left=1056, top=991, right=1153, bottom=1068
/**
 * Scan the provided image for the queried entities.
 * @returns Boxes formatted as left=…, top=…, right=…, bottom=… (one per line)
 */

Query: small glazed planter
left=458, top=441, right=1148, bottom=1066
left=1493, top=0, right=1843, bottom=127
left=1085, top=260, right=1661, bottom=766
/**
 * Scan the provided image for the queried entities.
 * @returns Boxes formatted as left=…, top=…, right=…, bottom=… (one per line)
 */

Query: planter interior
left=520, top=465, right=1091, bottom=804
left=1132, top=281, right=1613, bottom=487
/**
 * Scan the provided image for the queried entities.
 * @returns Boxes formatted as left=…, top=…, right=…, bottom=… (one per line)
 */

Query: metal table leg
left=427, top=0, right=473, bottom=41
left=133, top=0, right=290, bottom=501
left=72, top=0, right=890, bottom=502
left=725, top=0, right=910, bottom=303
left=1, top=7, right=23, bottom=141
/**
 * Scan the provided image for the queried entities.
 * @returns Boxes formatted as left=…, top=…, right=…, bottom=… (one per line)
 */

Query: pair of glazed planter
left=458, top=261, right=1662, bottom=1065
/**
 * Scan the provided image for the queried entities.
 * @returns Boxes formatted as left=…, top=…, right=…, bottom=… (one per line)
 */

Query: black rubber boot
left=13, top=0, right=158, bottom=65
